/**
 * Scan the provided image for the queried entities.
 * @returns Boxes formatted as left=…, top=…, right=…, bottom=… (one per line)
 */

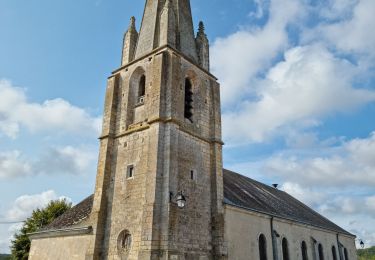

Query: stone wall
left=89, top=47, right=224, bottom=259
left=29, top=235, right=91, bottom=260
left=224, top=205, right=357, bottom=260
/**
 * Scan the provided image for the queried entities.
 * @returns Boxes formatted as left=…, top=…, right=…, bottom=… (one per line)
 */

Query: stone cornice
left=99, top=117, right=224, bottom=145
left=110, top=44, right=218, bottom=81
left=28, top=226, right=93, bottom=240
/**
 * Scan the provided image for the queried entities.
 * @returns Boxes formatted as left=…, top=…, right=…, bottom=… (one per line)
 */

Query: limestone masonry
left=29, top=1, right=357, bottom=260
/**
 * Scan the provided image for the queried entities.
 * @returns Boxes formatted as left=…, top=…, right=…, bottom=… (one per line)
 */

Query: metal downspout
left=337, top=233, right=343, bottom=260
left=270, top=217, right=278, bottom=260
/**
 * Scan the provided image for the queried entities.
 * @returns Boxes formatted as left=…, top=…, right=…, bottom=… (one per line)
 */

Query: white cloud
left=279, top=180, right=375, bottom=248
left=34, top=146, right=97, bottom=176
left=318, top=0, right=359, bottom=20
left=317, top=0, right=375, bottom=57
left=222, top=44, right=375, bottom=144
left=0, top=146, right=96, bottom=180
left=365, top=196, right=375, bottom=213
left=5, top=190, right=68, bottom=221
left=263, top=131, right=375, bottom=187
left=0, top=151, right=31, bottom=179
left=211, top=0, right=304, bottom=107
left=281, top=182, right=327, bottom=207
left=0, top=79, right=101, bottom=139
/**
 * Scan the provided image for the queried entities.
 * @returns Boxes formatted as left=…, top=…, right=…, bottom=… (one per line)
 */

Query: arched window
left=318, top=244, right=324, bottom=260
left=301, top=241, right=308, bottom=260
left=344, top=248, right=349, bottom=260
left=138, top=75, right=146, bottom=102
left=117, top=230, right=132, bottom=254
left=184, top=78, right=193, bottom=122
left=332, top=246, right=338, bottom=260
left=258, top=234, right=267, bottom=260
left=282, top=238, right=290, bottom=260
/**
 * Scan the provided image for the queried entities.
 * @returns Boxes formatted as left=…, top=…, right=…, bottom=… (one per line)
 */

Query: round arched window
left=118, top=230, right=132, bottom=253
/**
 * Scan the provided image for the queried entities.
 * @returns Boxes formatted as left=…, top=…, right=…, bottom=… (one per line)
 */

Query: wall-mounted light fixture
left=170, top=191, right=187, bottom=209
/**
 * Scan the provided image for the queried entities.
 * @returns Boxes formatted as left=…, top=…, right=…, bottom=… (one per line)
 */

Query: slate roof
left=42, top=194, right=94, bottom=230
left=223, top=169, right=352, bottom=236
left=43, top=170, right=352, bottom=236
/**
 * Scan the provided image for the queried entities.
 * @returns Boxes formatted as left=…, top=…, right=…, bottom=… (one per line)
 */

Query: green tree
left=358, top=246, right=375, bottom=260
left=10, top=199, right=71, bottom=260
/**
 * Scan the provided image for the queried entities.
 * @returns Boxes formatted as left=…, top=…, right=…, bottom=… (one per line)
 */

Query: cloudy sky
left=0, top=0, right=374, bottom=253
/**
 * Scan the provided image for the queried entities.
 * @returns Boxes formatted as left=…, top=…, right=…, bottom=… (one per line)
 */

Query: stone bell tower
left=86, top=0, right=225, bottom=259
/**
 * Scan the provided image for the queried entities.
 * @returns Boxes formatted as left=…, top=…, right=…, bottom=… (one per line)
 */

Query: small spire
left=122, top=16, right=139, bottom=65
left=198, top=21, right=205, bottom=35
left=128, top=16, right=136, bottom=31
left=195, top=20, right=209, bottom=71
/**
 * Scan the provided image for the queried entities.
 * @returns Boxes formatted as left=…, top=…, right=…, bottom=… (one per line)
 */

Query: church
left=28, top=0, right=357, bottom=259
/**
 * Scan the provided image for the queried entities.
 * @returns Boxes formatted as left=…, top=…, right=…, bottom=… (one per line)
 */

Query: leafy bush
left=358, top=246, right=375, bottom=260
left=10, top=199, right=71, bottom=260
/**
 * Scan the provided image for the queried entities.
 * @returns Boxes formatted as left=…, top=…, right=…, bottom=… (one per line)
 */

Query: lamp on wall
left=176, top=191, right=186, bottom=209
left=360, top=240, right=365, bottom=249
left=170, top=191, right=187, bottom=209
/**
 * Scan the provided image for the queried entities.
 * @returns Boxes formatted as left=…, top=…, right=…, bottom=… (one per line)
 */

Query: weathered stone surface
left=28, top=0, right=357, bottom=259
left=224, top=205, right=357, bottom=260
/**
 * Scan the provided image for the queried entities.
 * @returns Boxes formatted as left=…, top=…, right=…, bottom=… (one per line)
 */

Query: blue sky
left=1, top=0, right=375, bottom=253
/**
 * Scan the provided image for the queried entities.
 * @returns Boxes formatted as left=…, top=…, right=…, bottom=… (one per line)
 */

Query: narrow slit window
left=258, top=234, right=267, bottom=260
left=137, top=75, right=146, bottom=104
left=127, top=165, right=134, bottom=179
left=190, top=170, right=194, bottom=180
left=301, top=241, right=308, bottom=260
left=318, top=244, right=324, bottom=260
left=139, top=75, right=146, bottom=97
left=344, top=248, right=349, bottom=260
left=332, top=246, right=337, bottom=260
left=184, top=78, right=193, bottom=122
left=282, top=238, right=290, bottom=260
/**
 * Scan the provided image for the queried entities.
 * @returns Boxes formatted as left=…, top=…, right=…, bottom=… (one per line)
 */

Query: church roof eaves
left=41, top=194, right=94, bottom=231
left=223, top=169, right=354, bottom=237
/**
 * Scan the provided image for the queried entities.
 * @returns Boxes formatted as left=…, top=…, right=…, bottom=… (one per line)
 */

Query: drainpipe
left=336, top=234, right=343, bottom=260
left=270, top=217, right=278, bottom=260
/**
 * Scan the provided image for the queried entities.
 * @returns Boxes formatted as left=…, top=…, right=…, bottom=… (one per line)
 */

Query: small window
left=282, top=238, right=290, bottom=260
left=184, top=78, right=193, bottom=122
left=137, top=75, right=146, bottom=104
left=117, top=230, right=132, bottom=253
left=190, top=170, right=196, bottom=181
left=127, top=165, right=134, bottom=179
left=318, top=244, right=324, bottom=260
left=332, top=246, right=338, bottom=260
left=344, top=248, right=349, bottom=260
left=301, top=241, right=308, bottom=260
left=258, top=234, right=267, bottom=260
left=139, top=75, right=146, bottom=97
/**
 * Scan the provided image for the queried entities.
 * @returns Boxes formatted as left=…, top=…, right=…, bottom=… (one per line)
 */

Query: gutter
left=28, top=226, right=93, bottom=240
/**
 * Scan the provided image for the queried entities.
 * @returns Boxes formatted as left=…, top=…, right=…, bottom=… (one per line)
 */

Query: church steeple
left=135, top=0, right=198, bottom=62
left=159, top=0, right=177, bottom=47
left=85, top=1, right=225, bottom=259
